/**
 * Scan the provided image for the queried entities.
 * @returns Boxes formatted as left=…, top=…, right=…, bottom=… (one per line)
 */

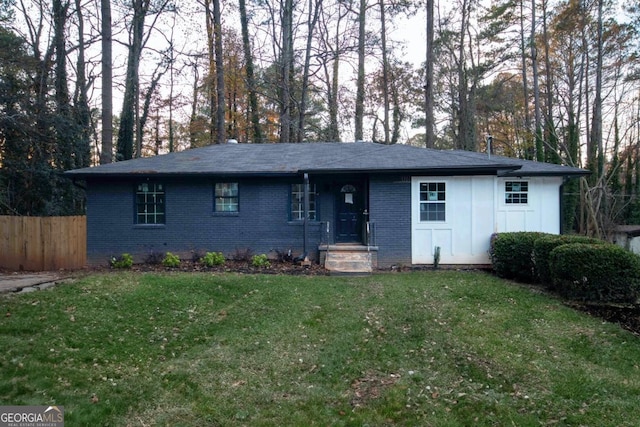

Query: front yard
left=1, top=271, right=639, bottom=426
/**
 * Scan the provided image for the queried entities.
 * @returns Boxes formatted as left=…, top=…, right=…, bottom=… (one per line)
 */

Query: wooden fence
left=0, top=216, right=86, bottom=271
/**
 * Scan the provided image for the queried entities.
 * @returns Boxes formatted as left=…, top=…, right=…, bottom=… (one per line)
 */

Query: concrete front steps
left=321, top=245, right=377, bottom=275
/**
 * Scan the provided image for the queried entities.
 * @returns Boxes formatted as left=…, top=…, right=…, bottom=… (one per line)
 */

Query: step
left=324, top=251, right=373, bottom=274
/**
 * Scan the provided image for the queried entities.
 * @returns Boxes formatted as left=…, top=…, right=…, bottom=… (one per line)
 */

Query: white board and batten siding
left=411, top=176, right=563, bottom=265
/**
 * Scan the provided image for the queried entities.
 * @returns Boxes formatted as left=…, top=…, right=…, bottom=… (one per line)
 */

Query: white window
left=505, top=181, right=528, bottom=204
left=419, top=182, right=446, bottom=221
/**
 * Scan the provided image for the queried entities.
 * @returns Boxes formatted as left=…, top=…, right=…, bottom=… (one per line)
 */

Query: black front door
left=336, top=183, right=363, bottom=243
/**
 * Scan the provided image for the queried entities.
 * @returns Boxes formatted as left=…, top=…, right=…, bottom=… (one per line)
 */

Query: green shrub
left=549, top=243, right=640, bottom=303
left=251, top=254, right=271, bottom=268
left=489, top=232, right=550, bottom=283
left=201, top=251, right=225, bottom=267
left=533, top=235, right=606, bottom=286
left=162, top=252, right=181, bottom=268
left=111, top=253, right=133, bottom=269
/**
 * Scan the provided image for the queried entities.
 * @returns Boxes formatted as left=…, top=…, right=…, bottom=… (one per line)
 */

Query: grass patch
left=1, top=271, right=640, bottom=426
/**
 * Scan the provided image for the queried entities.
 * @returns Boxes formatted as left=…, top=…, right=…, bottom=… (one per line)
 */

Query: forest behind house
left=0, top=0, right=639, bottom=239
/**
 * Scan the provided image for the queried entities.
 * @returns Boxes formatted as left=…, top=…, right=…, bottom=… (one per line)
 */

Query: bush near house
left=162, top=252, right=181, bottom=268
left=549, top=243, right=640, bottom=304
left=110, top=253, right=133, bottom=269
left=533, top=235, right=606, bottom=286
left=200, top=251, right=225, bottom=267
left=489, top=232, right=549, bottom=283
left=251, top=254, right=271, bottom=268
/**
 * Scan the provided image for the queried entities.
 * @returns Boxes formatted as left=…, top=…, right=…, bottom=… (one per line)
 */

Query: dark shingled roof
left=65, top=142, right=589, bottom=178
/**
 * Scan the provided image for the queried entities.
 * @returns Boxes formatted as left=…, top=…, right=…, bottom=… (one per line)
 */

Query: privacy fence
left=0, top=216, right=86, bottom=271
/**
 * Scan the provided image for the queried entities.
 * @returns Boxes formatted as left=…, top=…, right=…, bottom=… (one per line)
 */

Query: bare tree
left=116, top=0, right=172, bottom=160
left=518, top=0, right=531, bottom=150
left=378, top=0, right=390, bottom=144
left=296, top=0, right=323, bottom=142
left=213, top=0, right=225, bottom=143
left=74, top=0, right=91, bottom=168
left=100, top=0, right=112, bottom=163
left=354, top=0, right=367, bottom=141
left=424, top=0, right=435, bottom=148
left=280, top=0, right=294, bottom=142
left=588, top=0, right=604, bottom=180
left=531, top=0, right=543, bottom=161
left=239, top=0, right=263, bottom=142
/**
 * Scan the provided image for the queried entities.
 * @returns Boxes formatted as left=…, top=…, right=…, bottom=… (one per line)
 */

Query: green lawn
left=1, top=270, right=639, bottom=426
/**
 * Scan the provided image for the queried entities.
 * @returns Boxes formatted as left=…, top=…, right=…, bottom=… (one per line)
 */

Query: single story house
left=66, top=141, right=588, bottom=272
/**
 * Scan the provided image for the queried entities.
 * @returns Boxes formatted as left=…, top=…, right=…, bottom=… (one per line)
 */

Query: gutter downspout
left=303, top=173, right=309, bottom=256
left=560, top=176, right=568, bottom=234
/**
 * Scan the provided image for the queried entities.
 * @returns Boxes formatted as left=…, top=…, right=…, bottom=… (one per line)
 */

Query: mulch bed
left=128, top=259, right=330, bottom=276
left=566, top=302, right=640, bottom=337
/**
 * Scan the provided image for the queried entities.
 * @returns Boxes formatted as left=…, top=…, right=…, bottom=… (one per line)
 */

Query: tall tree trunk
left=390, top=66, right=401, bottom=144
left=74, top=0, right=91, bottom=169
left=116, top=0, right=148, bottom=160
left=189, top=60, right=198, bottom=148
left=424, top=0, right=435, bottom=148
left=53, top=0, right=78, bottom=215
left=100, top=0, right=113, bottom=163
left=541, top=0, right=559, bottom=164
left=17, top=1, right=56, bottom=214
left=205, top=0, right=216, bottom=144
left=239, top=0, right=263, bottom=142
left=167, top=13, right=175, bottom=152
left=588, top=0, right=604, bottom=181
left=322, top=3, right=345, bottom=142
left=456, top=0, right=475, bottom=151
left=280, top=0, right=294, bottom=142
left=519, top=0, right=531, bottom=143
left=531, top=0, right=543, bottom=161
left=563, top=57, right=581, bottom=233
left=379, top=0, right=390, bottom=144
left=297, top=0, right=322, bottom=142
left=354, top=0, right=366, bottom=141
left=53, top=0, right=71, bottom=170
left=213, top=0, right=225, bottom=144
left=140, top=65, right=166, bottom=154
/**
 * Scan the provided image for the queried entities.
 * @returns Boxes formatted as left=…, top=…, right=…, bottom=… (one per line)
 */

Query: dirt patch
left=350, top=371, right=400, bottom=408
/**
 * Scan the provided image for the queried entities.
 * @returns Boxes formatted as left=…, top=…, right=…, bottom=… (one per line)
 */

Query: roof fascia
left=66, top=171, right=300, bottom=179
left=498, top=170, right=591, bottom=178
left=301, top=166, right=521, bottom=176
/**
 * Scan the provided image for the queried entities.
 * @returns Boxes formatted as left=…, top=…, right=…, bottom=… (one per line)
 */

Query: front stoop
left=321, top=245, right=377, bottom=275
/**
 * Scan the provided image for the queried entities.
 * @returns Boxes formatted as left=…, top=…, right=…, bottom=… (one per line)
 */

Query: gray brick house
left=66, top=141, right=587, bottom=272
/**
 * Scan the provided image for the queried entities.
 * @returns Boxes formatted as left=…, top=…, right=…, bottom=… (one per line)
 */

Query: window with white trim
left=505, top=181, right=528, bottom=204
left=419, top=182, right=446, bottom=221
left=215, top=183, right=239, bottom=212
left=291, top=183, right=317, bottom=220
left=136, top=182, right=165, bottom=224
